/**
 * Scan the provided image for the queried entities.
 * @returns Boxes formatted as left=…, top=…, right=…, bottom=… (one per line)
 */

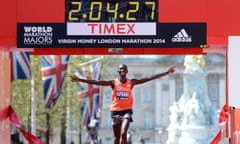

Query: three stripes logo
left=171, top=29, right=192, bottom=43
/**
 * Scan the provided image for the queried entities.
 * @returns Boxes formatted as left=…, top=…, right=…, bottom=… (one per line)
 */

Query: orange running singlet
left=110, top=78, right=133, bottom=111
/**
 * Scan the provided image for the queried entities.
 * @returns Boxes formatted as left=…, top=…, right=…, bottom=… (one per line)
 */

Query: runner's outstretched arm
left=70, top=74, right=113, bottom=86
left=132, top=66, right=175, bottom=85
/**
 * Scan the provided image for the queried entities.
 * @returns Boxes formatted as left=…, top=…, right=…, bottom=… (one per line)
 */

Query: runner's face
left=118, top=65, right=128, bottom=76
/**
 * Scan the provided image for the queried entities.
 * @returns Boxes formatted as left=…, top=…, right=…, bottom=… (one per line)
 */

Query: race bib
left=116, top=91, right=129, bottom=100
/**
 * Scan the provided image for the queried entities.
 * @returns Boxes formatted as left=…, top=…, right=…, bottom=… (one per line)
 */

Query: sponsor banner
left=67, top=22, right=156, bottom=36
left=17, top=23, right=206, bottom=48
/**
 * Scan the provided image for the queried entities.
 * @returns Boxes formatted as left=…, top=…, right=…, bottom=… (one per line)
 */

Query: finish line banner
left=17, top=0, right=206, bottom=48
left=17, top=23, right=206, bottom=48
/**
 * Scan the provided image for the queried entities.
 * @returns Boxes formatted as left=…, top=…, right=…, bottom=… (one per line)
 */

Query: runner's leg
left=121, top=118, right=130, bottom=144
left=113, top=122, right=122, bottom=144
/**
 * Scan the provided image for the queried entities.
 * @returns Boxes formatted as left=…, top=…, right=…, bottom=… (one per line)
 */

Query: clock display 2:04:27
left=67, top=1, right=157, bottom=22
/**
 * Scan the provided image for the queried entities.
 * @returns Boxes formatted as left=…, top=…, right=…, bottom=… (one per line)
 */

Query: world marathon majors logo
left=22, top=25, right=53, bottom=45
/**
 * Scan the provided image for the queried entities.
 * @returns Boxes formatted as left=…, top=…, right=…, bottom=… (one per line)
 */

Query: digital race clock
left=66, top=1, right=157, bottom=22
left=66, top=0, right=158, bottom=36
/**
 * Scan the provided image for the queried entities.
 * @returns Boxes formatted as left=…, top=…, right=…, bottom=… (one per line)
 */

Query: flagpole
left=31, top=75, right=36, bottom=136
left=79, top=56, right=104, bottom=67
left=66, top=83, right=71, bottom=144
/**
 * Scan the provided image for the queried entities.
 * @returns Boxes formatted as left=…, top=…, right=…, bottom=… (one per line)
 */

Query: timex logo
left=88, top=23, right=135, bottom=35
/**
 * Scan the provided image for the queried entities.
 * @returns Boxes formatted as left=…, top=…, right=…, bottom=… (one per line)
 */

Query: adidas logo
left=171, top=29, right=192, bottom=43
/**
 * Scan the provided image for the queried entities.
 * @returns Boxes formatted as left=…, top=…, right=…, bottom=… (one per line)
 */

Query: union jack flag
left=76, top=61, right=102, bottom=141
left=75, top=62, right=101, bottom=99
left=40, top=55, right=70, bottom=108
left=11, top=51, right=31, bottom=81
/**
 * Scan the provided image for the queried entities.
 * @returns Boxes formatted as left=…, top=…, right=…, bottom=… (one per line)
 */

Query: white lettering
left=24, top=26, right=53, bottom=33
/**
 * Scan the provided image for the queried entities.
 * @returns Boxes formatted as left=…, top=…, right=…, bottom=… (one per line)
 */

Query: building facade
left=98, top=54, right=226, bottom=144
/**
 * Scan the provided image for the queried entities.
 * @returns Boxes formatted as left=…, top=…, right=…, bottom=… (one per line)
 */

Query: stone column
left=0, top=47, right=11, bottom=144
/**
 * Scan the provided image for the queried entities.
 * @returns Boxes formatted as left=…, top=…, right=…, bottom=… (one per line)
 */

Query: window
left=207, top=73, right=219, bottom=107
left=175, top=74, right=183, bottom=101
left=162, top=83, right=169, bottom=91
left=176, top=88, right=183, bottom=101
left=144, top=113, right=152, bottom=129
left=209, top=87, right=218, bottom=101
left=104, top=88, right=112, bottom=102
left=143, top=88, right=151, bottom=102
